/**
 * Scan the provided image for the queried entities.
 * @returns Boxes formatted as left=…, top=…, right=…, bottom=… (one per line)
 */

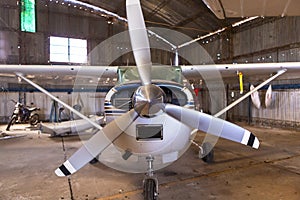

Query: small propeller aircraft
left=1, top=0, right=300, bottom=199
left=53, top=0, right=261, bottom=199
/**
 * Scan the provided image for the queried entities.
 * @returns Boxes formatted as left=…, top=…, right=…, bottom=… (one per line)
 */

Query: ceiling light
left=64, top=0, right=176, bottom=50
left=66, top=0, right=127, bottom=22
left=178, top=16, right=259, bottom=49
left=26, top=74, right=35, bottom=79
left=232, top=16, right=259, bottom=27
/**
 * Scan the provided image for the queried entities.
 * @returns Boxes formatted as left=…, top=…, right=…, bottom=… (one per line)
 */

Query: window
left=50, top=36, right=87, bottom=63
left=20, top=0, right=36, bottom=33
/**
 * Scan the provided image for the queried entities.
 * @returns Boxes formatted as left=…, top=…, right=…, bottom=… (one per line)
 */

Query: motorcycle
left=6, top=100, right=40, bottom=131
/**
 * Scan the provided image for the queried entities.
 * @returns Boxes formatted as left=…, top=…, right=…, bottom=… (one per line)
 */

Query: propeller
left=165, top=104, right=259, bottom=149
left=55, top=0, right=259, bottom=177
left=126, top=0, right=152, bottom=86
left=55, top=0, right=150, bottom=177
left=55, top=109, right=138, bottom=176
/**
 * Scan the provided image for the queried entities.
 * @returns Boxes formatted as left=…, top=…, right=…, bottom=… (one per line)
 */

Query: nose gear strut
left=143, top=156, right=159, bottom=200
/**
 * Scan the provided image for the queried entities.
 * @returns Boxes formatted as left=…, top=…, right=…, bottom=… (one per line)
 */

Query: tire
left=200, top=142, right=214, bottom=163
left=30, top=114, right=39, bottom=125
left=89, top=158, right=99, bottom=164
left=144, top=178, right=157, bottom=200
left=6, top=115, right=17, bottom=131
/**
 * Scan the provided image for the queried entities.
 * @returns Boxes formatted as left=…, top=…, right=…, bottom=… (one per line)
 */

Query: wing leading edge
left=181, top=62, right=300, bottom=79
left=0, top=65, right=118, bottom=77
left=1, top=62, right=300, bottom=81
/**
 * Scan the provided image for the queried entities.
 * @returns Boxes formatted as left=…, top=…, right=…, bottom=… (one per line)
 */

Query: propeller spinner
left=132, top=84, right=166, bottom=117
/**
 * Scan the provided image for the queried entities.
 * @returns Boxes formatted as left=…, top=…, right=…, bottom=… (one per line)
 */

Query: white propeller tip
left=55, top=168, right=66, bottom=177
left=241, top=130, right=260, bottom=149
left=253, top=138, right=260, bottom=149
left=55, top=160, right=76, bottom=177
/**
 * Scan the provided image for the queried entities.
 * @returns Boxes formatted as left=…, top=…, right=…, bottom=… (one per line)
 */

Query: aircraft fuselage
left=100, top=80, right=197, bottom=172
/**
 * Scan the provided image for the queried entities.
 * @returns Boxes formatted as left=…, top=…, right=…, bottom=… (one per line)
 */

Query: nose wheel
left=143, top=178, right=158, bottom=200
left=143, top=156, right=158, bottom=200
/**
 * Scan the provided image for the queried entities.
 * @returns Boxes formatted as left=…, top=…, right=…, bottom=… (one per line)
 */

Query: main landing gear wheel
left=199, top=142, right=214, bottom=163
left=89, top=157, right=99, bottom=164
left=143, top=178, right=158, bottom=200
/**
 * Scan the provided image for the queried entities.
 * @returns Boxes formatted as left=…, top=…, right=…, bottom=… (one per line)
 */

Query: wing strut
left=214, top=69, right=287, bottom=118
left=16, top=72, right=140, bottom=175
left=15, top=73, right=103, bottom=131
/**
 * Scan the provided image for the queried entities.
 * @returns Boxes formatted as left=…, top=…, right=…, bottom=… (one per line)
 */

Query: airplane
left=0, top=0, right=300, bottom=199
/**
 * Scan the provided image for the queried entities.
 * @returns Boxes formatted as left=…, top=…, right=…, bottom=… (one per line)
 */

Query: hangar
left=0, top=0, right=299, bottom=199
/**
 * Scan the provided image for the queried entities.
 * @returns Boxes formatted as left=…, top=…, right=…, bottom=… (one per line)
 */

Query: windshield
left=118, top=66, right=182, bottom=84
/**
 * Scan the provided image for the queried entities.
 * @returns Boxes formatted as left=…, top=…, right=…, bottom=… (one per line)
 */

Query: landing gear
left=89, top=157, right=99, bottom=164
left=143, top=178, right=158, bottom=200
left=192, top=141, right=214, bottom=163
left=200, top=142, right=214, bottom=163
left=143, top=156, right=158, bottom=200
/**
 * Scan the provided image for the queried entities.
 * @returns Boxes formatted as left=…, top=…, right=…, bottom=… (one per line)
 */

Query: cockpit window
left=111, top=85, right=136, bottom=110
left=111, top=83, right=187, bottom=111
left=118, top=66, right=182, bottom=84
left=160, top=86, right=187, bottom=106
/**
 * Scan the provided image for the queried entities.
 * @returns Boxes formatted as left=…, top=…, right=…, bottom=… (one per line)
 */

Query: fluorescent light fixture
left=63, top=0, right=176, bottom=49
left=178, top=28, right=226, bottom=49
left=65, top=0, right=127, bottom=22
left=232, top=16, right=259, bottom=27
left=178, top=16, right=259, bottom=49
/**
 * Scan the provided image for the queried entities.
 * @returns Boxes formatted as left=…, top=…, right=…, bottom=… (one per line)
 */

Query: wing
left=202, top=0, right=300, bottom=19
left=0, top=65, right=118, bottom=87
left=181, top=62, right=300, bottom=81
left=181, top=62, right=300, bottom=117
left=0, top=65, right=117, bottom=76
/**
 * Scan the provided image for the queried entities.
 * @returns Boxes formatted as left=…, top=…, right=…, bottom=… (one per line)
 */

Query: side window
left=160, top=86, right=187, bottom=106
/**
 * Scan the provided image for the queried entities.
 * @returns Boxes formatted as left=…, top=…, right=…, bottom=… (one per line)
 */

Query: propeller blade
left=165, top=104, right=259, bottom=149
left=126, top=0, right=152, bottom=85
left=55, top=109, right=139, bottom=177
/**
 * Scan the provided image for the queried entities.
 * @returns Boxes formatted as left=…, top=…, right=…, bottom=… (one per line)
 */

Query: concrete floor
left=0, top=123, right=300, bottom=200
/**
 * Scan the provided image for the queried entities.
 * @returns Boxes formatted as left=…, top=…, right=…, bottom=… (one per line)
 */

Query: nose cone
left=133, top=84, right=166, bottom=117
